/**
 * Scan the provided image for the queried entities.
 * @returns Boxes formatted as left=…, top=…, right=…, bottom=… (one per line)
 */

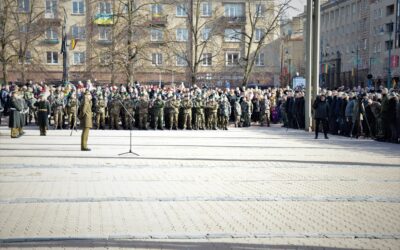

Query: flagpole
left=61, top=7, right=68, bottom=85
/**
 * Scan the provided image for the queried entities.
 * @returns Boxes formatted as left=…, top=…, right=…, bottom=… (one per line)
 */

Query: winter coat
left=313, top=98, right=329, bottom=119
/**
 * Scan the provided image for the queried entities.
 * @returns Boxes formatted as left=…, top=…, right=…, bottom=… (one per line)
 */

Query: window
left=224, top=29, right=241, bottom=42
left=255, top=53, right=265, bottom=66
left=176, top=54, right=187, bottom=66
left=72, top=0, right=84, bottom=14
left=201, top=2, right=212, bottom=17
left=71, top=25, right=85, bottom=39
left=202, top=53, right=212, bottom=66
left=387, top=4, right=395, bottom=16
left=45, top=0, right=57, bottom=17
left=255, top=4, right=264, bottom=17
left=224, top=3, right=244, bottom=17
left=176, top=28, right=188, bottom=42
left=46, top=51, right=58, bottom=64
left=99, top=1, right=112, bottom=14
left=19, top=51, right=32, bottom=64
left=19, top=24, right=28, bottom=33
left=45, top=28, right=58, bottom=40
left=73, top=52, right=85, bottom=65
left=377, top=42, right=381, bottom=52
left=255, top=28, right=264, bottom=42
left=152, top=53, right=163, bottom=66
left=18, top=0, right=30, bottom=12
left=176, top=4, right=187, bottom=17
left=226, top=52, right=240, bottom=66
left=386, top=40, right=393, bottom=50
left=363, top=39, right=367, bottom=50
left=151, top=4, right=163, bottom=16
left=386, top=22, right=394, bottom=32
left=99, top=27, right=111, bottom=40
left=150, top=29, right=163, bottom=41
left=202, top=28, right=211, bottom=41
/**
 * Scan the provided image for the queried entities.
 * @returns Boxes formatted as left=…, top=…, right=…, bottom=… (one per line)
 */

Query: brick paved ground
left=0, top=125, right=399, bottom=249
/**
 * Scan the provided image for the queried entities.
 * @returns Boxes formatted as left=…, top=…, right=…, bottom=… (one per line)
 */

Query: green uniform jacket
left=79, top=98, right=93, bottom=128
left=35, top=100, right=51, bottom=127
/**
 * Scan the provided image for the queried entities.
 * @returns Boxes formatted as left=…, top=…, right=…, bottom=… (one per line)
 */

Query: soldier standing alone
left=79, top=90, right=93, bottom=151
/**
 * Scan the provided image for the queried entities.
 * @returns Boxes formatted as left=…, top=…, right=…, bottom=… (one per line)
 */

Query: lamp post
left=387, top=30, right=393, bottom=89
left=351, top=45, right=359, bottom=87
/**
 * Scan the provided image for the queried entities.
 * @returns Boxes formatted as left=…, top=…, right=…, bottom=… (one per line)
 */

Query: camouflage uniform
left=24, top=89, right=36, bottom=125
left=193, top=96, right=205, bottom=130
left=52, top=91, right=64, bottom=129
left=166, top=96, right=180, bottom=130
left=152, top=96, right=164, bottom=130
left=233, top=100, right=242, bottom=127
left=66, top=95, right=79, bottom=129
left=241, top=99, right=253, bottom=127
left=123, top=96, right=135, bottom=130
left=219, top=97, right=231, bottom=130
left=95, top=96, right=106, bottom=129
left=181, top=96, right=193, bottom=130
left=259, top=97, right=271, bottom=127
left=206, top=98, right=218, bottom=130
left=138, top=96, right=149, bottom=130
left=109, top=95, right=122, bottom=130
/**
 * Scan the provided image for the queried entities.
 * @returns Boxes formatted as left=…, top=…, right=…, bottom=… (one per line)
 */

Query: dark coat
left=35, top=100, right=51, bottom=127
left=8, top=96, right=23, bottom=128
left=313, top=98, right=329, bottom=119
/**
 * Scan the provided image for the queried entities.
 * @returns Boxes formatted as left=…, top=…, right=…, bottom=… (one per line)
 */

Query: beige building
left=280, top=14, right=305, bottom=88
left=1, top=0, right=282, bottom=87
left=369, top=0, right=400, bottom=88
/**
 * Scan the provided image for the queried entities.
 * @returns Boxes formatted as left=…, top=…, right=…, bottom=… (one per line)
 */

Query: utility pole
left=305, top=0, right=320, bottom=132
left=387, top=31, right=393, bottom=89
left=61, top=8, right=68, bottom=84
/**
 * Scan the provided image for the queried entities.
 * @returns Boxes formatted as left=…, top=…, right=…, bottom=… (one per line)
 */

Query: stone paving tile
left=0, top=201, right=399, bottom=238
left=1, top=126, right=400, bottom=249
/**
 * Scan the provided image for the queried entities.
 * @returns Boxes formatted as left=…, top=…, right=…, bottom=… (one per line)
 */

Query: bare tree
left=8, top=0, right=49, bottom=83
left=165, top=0, right=223, bottom=87
left=232, top=0, right=291, bottom=87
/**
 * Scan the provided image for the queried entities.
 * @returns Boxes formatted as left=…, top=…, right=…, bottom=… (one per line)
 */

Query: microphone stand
left=117, top=98, right=139, bottom=156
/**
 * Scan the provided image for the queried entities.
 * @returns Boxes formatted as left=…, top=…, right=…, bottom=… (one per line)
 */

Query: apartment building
left=319, top=0, right=371, bottom=89
left=369, top=0, right=400, bottom=88
left=1, top=0, right=280, bottom=87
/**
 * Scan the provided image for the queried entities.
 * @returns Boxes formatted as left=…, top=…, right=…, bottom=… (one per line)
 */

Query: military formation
left=0, top=81, right=399, bottom=144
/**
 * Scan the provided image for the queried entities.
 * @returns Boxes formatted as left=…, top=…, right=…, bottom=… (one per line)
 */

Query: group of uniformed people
left=1, top=82, right=275, bottom=139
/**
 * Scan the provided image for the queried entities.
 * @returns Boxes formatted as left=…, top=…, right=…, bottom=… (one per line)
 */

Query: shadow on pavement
left=0, top=239, right=356, bottom=250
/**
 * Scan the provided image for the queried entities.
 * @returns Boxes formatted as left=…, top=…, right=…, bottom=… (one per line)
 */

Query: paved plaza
left=0, top=125, right=399, bottom=249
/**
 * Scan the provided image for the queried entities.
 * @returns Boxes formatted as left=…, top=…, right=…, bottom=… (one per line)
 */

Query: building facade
left=369, top=0, right=400, bottom=88
left=319, top=0, right=370, bottom=89
left=1, top=0, right=281, bottom=87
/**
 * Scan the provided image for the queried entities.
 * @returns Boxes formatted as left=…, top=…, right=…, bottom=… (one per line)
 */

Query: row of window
left=19, top=0, right=264, bottom=18
left=151, top=52, right=265, bottom=67
left=20, top=51, right=265, bottom=67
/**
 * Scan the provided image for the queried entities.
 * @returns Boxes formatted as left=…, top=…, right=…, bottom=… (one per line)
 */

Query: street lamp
left=381, top=26, right=393, bottom=89
left=351, top=45, right=359, bottom=87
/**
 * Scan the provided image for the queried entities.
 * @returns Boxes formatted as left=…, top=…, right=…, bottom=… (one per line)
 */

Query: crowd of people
left=0, top=80, right=399, bottom=143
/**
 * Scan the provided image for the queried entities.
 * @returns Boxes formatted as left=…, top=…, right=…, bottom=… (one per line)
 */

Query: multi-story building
left=369, top=0, right=400, bottom=88
left=280, top=14, right=305, bottom=87
left=1, top=0, right=280, bottom=87
left=320, top=0, right=371, bottom=89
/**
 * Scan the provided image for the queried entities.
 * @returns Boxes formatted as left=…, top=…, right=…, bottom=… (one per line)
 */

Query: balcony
left=150, top=15, right=168, bottom=26
left=222, top=16, right=246, bottom=25
left=43, top=38, right=59, bottom=44
left=39, top=12, right=62, bottom=25
left=97, top=40, right=112, bottom=45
